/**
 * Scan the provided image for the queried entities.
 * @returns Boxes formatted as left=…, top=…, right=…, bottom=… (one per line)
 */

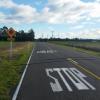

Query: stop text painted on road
left=45, top=68, right=96, bottom=92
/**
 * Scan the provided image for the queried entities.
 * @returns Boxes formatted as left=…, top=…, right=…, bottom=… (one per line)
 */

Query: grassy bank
left=50, top=41, right=100, bottom=57
left=0, top=41, right=34, bottom=100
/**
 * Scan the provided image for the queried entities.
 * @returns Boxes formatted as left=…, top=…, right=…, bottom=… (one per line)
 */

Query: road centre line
left=67, top=58, right=100, bottom=80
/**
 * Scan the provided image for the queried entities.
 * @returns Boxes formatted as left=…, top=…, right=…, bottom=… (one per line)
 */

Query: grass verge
left=50, top=41, right=100, bottom=57
left=0, top=41, right=35, bottom=100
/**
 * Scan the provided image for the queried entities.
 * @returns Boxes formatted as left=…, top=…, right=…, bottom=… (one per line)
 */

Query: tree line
left=36, top=38, right=100, bottom=42
left=0, top=26, right=35, bottom=41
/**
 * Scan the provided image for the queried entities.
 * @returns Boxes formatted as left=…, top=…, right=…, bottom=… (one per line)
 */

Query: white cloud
left=0, top=0, right=38, bottom=24
left=43, top=0, right=100, bottom=24
left=0, top=0, right=100, bottom=24
left=69, top=30, right=100, bottom=39
left=0, top=0, right=15, bottom=8
left=13, top=5, right=38, bottom=23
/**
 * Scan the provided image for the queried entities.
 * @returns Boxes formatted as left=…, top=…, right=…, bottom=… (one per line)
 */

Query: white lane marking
left=46, top=68, right=96, bottom=92
left=36, top=50, right=57, bottom=54
left=62, top=68, right=89, bottom=90
left=37, top=50, right=46, bottom=54
left=47, top=46, right=57, bottom=53
left=70, top=68, right=96, bottom=90
left=45, top=69, right=63, bottom=92
left=12, top=48, right=34, bottom=100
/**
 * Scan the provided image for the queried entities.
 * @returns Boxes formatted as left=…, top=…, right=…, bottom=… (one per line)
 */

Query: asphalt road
left=13, top=42, right=100, bottom=100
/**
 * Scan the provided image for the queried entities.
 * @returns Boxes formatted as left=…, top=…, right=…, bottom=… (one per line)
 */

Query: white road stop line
left=45, top=67, right=96, bottom=92
left=36, top=50, right=57, bottom=54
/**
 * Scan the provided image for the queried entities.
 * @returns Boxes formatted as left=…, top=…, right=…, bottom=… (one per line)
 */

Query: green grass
left=0, top=42, right=10, bottom=49
left=0, top=42, right=35, bottom=100
left=50, top=41, right=100, bottom=57
left=50, top=41, right=100, bottom=48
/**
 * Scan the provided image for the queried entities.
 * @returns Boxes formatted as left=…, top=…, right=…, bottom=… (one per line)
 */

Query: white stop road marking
left=45, top=68, right=96, bottom=92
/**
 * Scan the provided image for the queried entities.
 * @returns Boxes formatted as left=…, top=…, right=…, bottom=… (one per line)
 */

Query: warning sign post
left=6, top=28, right=16, bottom=60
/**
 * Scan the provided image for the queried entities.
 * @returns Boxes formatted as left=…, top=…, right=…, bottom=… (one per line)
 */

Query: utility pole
left=42, top=33, right=44, bottom=39
left=51, top=31, right=54, bottom=39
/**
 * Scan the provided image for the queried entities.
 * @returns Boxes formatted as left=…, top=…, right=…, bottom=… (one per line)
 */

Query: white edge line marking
left=12, top=48, right=34, bottom=100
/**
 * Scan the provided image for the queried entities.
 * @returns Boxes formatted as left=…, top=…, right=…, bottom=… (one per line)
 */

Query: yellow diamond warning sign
left=7, top=28, right=16, bottom=39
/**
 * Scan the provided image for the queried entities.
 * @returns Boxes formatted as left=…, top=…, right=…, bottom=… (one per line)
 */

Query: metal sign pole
left=6, top=27, right=16, bottom=60
left=10, top=39, right=13, bottom=60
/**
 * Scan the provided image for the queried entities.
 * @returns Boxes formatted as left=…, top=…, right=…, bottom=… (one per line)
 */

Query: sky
left=0, top=0, right=100, bottom=39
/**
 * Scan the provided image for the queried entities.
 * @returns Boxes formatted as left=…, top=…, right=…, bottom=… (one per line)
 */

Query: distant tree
left=3, top=26, right=8, bottom=30
left=0, top=26, right=35, bottom=41
left=27, top=29, right=35, bottom=41
left=15, top=30, right=26, bottom=41
left=0, top=28, right=3, bottom=41
left=2, top=26, right=8, bottom=41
